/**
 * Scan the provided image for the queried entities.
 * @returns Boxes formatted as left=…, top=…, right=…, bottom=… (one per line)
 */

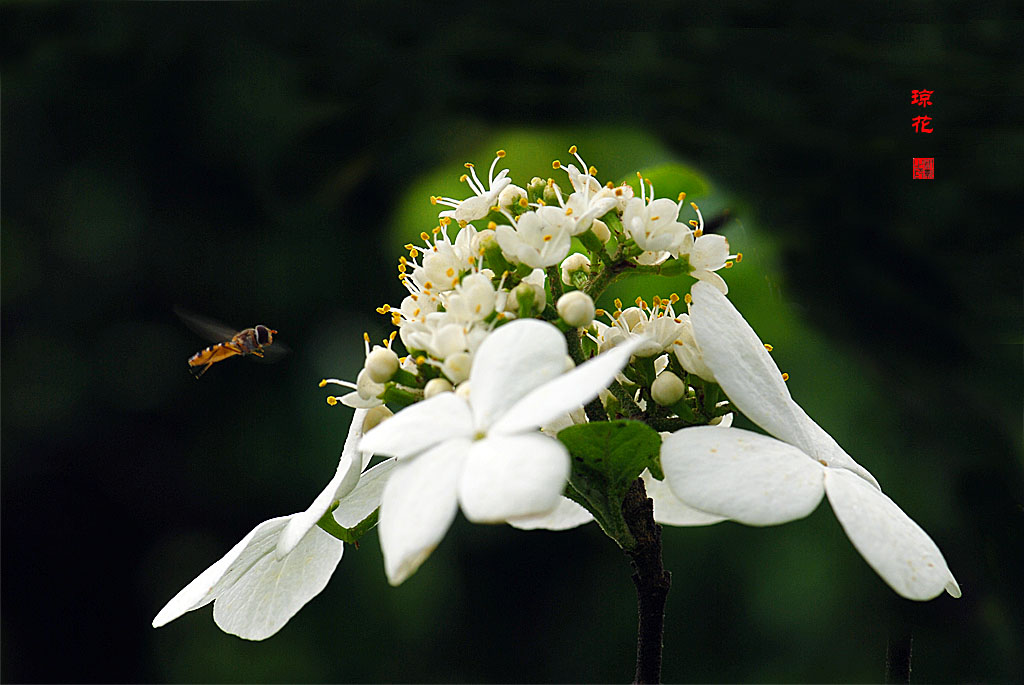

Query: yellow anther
left=430, top=196, right=438, bottom=205
left=694, top=229, right=703, bottom=237
left=677, top=192, right=686, bottom=202
left=690, top=201, right=699, bottom=210
left=459, top=174, right=469, bottom=183
left=496, top=149, right=506, bottom=158
left=689, top=220, right=699, bottom=227
left=398, top=264, right=407, bottom=273
left=653, top=295, right=662, bottom=306
left=464, top=162, right=474, bottom=168
left=439, top=217, right=451, bottom=226
left=318, top=379, right=328, bottom=388
left=363, top=332, right=370, bottom=342
left=614, top=298, right=623, bottom=309
left=458, top=220, right=467, bottom=228
left=424, top=281, right=433, bottom=289
left=420, top=231, right=430, bottom=241
left=782, top=373, right=790, bottom=381
left=568, top=145, right=578, bottom=154
left=392, top=313, right=401, bottom=325
left=399, top=356, right=407, bottom=364
left=432, top=226, right=441, bottom=234
left=542, top=234, right=552, bottom=242
left=684, top=293, right=693, bottom=304
left=416, top=355, right=426, bottom=365
left=595, top=308, right=606, bottom=316
left=818, top=459, right=828, bottom=467
left=736, top=252, right=744, bottom=262
left=636, top=171, right=643, bottom=181
left=388, top=330, right=397, bottom=343
left=519, top=197, right=529, bottom=207
left=614, top=187, right=624, bottom=196
left=536, top=199, right=546, bottom=206
left=725, top=261, right=734, bottom=268
left=635, top=295, right=645, bottom=308
left=565, top=207, right=573, bottom=216
left=651, top=215, right=660, bottom=221
left=552, top=160, right=562, bottom=169
left=487, top=221, right=497, bottom=229
left=589, top=165, right=597, bottom=175
left=669, top=293, right=680, bottom=303
left=409, top=248, right=419, bottom=258
left=446, top=267, right=454, bottom=277
left=764, top=344, right=773, bottom=351
left=326, top=396, right=339, bottom=406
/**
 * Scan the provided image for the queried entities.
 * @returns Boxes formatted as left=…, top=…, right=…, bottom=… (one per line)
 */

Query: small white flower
left=622, top=196, right=693, bottom=259
left=443, top=272, right=497, bottom=323
left=358, top=319, right=645, bottom=585
left=152, top=410, right=395, bottom=640
left=495, top=208, right=572, bottom=268
left=672, top=313, right=716, bottom=383
left=651, top=370, right=686, bottom=406
left=659, top=282, right=960, bottom=601
left=433, top=152, right=513, bottom=224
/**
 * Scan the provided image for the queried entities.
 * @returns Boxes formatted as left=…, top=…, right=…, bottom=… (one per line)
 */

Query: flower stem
left=622, top=477, right=671, bottom=684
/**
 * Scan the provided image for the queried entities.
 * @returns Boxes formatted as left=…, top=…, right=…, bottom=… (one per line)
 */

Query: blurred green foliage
left=2, top=3, right=1021, bottom=683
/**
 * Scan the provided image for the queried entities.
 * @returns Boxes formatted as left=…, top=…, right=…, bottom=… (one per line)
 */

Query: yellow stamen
left=736, top=252, right=744, bottom=262
left=782, top=373, right=790, bottom=381
left=684, top=293, right=693, bottom=304
left=496, top=149, right=506, bottom=158
left=764, top=344, right=773, bottom=351
left=552, top=160, right=561, bottom=169
left=568, top=145, right=578, bottom=154
left=677, top=192, right=686, bottom=202
left=318, top=379, right=328, bottom=388
left=326, top=396, right=339, bottom=406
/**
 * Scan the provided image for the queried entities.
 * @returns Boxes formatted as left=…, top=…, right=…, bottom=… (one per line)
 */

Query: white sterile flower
left=433, top=152, right=512, bottom=224
left=494, top=208, right=572, bottom=268
left=659, top=282, right=960, bottom=600
left=623, top=196, right=693, bottom=259
left=358, top=318, right=646, bottom=585
left=152, top=410, right=394, bottom=640
left=672, top=312, right=716, bottom=383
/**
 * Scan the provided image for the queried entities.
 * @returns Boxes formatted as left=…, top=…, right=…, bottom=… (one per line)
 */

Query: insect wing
left=175, top=307, right=241, bottom=344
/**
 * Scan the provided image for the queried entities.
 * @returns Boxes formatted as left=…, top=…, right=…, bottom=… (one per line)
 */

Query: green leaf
left=557, top=420, right=662, bottom=549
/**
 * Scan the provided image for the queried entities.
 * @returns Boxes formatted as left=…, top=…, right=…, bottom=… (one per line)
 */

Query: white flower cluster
left=153, top=146, right=958, bottom=642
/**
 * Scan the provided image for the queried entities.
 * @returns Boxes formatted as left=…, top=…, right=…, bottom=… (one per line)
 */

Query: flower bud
left=424, top=377, right=454, bottom=398
left=365, top=346, right=400, bottom=383
left=455, top=380, right=472, bottom=400
left=356, top=368, right=385, bottom=401
left=557, top=291, right=596, bottom=328
left=560, top=253, right=592, bottom=286
left=590, top=218, right=611, bottom=244
left=362, top=405, right=393, bottom=432
left=498, top=184, right=527, bottom=209
left=651, top=370, right=686, bottom=406
left=442, top=351, right=472, bottom=384
left=513, top=283, right=537, bottom=316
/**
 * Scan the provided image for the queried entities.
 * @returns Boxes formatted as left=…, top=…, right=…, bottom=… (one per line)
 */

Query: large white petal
left=212, top=525, right=343, bottom=640
left=507, top=496, right=594, bottom=530
left=153, top=515, right=294, bottom=629
left=641, top=470, right=728, bottom=526
left=359, top=392, right=473, bottom=458
left=661, top=426, right=826, bottom=525
left=468, top=319, right=567, bottom=431
left=824, top=468, right=960, bottom=600
left=378, top=439, right=469, bottom=585
left=490, top=336, right=645, bottom=436
left=690, top=282, right=881, bottom=489
left=277, top=409, right=369, bottom=557
left=458, top=434, right=570, bottom=523
left=333, top=457, right=398, bottom=528
left=689, top=282, right=811, bottom=448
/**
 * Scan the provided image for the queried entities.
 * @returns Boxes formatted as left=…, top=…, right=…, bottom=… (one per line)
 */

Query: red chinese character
left=911, top=89, right=934, bottom=107
left=911, top=115, right=934, bottom=133
left=913, top=158, right=934, bottom=179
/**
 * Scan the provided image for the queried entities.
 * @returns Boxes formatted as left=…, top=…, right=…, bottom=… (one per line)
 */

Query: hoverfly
left=176, top=308, right=285, bottom=378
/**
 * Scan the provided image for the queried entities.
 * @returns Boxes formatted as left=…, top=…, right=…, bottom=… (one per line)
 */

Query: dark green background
left=2, top=4, right=1021, bottom=683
